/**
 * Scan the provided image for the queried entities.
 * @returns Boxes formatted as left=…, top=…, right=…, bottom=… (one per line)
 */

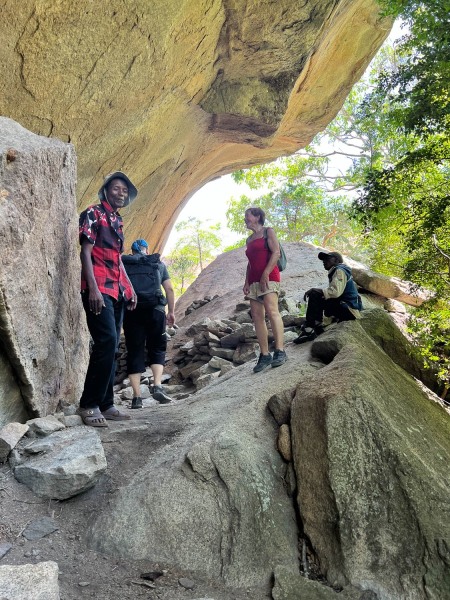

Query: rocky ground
left=0, top=403, right=271, bottom=600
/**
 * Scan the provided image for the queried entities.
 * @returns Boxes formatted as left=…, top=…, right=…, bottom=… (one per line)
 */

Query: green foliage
left=166, top=217, right=223, bottom=295
left=167, top=244, right=198, bottom=296
left=354, top=0, right=450, bottom=389
left=227, top=166, right=362, bottom=254
left=377, top=0, right=450, bottom=135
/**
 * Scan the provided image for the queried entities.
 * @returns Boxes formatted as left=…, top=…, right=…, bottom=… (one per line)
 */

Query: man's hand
left=126, top=292, right=138, bottom=311
left=89, top=287, right=105, bottom=315
left=304, top=287, right=323, bottom=301
left=167, top=311, right=175, bottom=327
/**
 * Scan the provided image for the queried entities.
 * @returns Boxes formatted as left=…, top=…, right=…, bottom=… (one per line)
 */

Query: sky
left=162, top=20, right=405, bottom=257
left=162, top=175, right=260, bottom=254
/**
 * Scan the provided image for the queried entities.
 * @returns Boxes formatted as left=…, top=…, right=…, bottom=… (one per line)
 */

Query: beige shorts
left=247, top=281, right=281, bottom=303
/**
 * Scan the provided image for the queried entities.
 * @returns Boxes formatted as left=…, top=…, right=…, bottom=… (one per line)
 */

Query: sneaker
left=271, top=349, right=287, bottom=368
left=152, top=385, right=172, bottom=404
left=293, top=326, right=317, bottom=344
left=131, top=396, right=143, bottom=409
left=253, top=353, right=273, bottom=373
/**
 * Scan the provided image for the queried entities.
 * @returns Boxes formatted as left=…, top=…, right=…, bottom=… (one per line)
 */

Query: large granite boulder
left=0, top=118, right=88, bottom=424
left=312, top=308, right=437, bottom=391
left=290, top=317, right=450, bottom=599
left=0, top=1, right=391, bottom=248
left=86, top=357, right=311, bottom=591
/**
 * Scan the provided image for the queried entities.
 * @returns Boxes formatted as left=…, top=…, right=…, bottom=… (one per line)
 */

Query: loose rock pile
left=184, top=295, right=220, bottom=315
left=112, top=293, right=303, bottom=400
left=171, top=295, right=303, bottom=391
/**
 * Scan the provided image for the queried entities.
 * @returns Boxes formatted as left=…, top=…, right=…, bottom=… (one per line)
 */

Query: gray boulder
left=233, top=342, right=259, bottom=365
left=86, top=361, right=303, bottom=588
left=0, top=561, right=59, bottom=599
left=14, top=427, right=107, bottom=499
left=291, top=320, right=450, bottom=598
left=0, top=118, right=88, bottom=423
left=26, top=416, right=65, bottom=436
left=312, top=309, right=437, bottom=391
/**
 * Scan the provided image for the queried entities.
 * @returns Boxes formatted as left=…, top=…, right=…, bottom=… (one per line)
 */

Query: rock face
left=84, top=309, right=449, bottom=598
left=0, top=1, right=391, bottom=249
left=0, top=118, right=88, bottom=424
left=87, top=361, right=303, bottom=590
left=291, top=313, right=450, bottom=599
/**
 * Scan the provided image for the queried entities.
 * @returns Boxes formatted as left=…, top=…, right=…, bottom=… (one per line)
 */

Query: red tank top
left=245, top=237, right=280, bottom=284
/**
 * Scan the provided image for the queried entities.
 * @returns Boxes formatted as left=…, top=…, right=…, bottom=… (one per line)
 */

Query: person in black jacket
left=294, top=251, right=362, bottom=344
left=122, top=239, right=175, bottom=407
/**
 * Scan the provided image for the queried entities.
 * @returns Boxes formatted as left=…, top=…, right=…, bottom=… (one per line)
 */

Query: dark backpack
left=263, top=227, right=287, bottom=272
left=122, top=253, right=166, bottom=307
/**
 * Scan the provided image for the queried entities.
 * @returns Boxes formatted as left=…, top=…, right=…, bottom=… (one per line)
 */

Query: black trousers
left=80, top=293, right=124, bottom=410
left=305, top=290, right=356, bottom=327
left=123, top=305, right=167, bottom=374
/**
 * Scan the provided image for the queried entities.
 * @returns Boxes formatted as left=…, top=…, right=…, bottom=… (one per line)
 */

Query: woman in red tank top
left=243, top=207, right=287, bottom=372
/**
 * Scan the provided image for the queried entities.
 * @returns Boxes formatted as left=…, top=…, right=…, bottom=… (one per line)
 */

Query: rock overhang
left=0, top=0, right=392, bottom=249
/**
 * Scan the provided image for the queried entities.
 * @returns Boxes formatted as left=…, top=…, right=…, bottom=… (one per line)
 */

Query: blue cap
left=131, top=239, right=149, bottom=253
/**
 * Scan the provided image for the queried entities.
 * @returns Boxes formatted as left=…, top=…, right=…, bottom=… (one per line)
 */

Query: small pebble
left=78, top=581, right=90, bottom=587
left=179, top=577, right=195, bottom=589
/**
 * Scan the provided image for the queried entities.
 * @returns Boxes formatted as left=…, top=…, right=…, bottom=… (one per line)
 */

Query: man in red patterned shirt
left=78, top=172, right=138, bottom=427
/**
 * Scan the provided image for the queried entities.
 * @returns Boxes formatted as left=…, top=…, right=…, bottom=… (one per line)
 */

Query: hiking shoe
left=152, top=385, right=172, bottom=404
left=131, top=396, right=143, bottom=409
left=271, top=349, right=287, bottom=368
left=253, top=353, right=273, bottom=373
left=293, top=327, right=317, bottom=344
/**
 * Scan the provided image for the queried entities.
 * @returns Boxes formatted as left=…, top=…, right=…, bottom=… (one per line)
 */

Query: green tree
left=166, top=218, right=223, bottom=295
left=226, top=180, right=360, bottom=253
left=166, top=244, right=198, bottom=296
left=353, top=0, right=450, bottom=392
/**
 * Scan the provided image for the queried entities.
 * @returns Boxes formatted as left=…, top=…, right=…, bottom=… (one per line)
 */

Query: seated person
left=294, top=251, right=362, bottom=344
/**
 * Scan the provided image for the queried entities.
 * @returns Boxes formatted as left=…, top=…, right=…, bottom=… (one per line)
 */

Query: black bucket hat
left=318, top=251, right=343, bottom=263
left=98, top=171, right=138, bottom=206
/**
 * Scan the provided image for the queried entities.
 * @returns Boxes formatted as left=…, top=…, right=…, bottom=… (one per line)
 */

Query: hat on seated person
left=318, top=251, right=343, bottom=263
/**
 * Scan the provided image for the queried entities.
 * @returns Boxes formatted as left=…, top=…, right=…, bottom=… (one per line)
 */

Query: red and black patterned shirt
left=79, top=199, right=134, bottom=301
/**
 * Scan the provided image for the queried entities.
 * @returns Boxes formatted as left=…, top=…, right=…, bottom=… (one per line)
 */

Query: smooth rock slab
left=14, top=427, right=107, bottom=499
left=0, top=561, right=59, bottom=599
left=22, top=517, right=59, bottom=541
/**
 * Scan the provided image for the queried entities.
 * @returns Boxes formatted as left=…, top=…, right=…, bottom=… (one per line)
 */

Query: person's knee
left=250, top=303, right=264, bottom=322
left=265, top=305, right=281, bottom=321
left=308, top=289, right=323, bottom=301
left=93, top=331, right=117, bottom=354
